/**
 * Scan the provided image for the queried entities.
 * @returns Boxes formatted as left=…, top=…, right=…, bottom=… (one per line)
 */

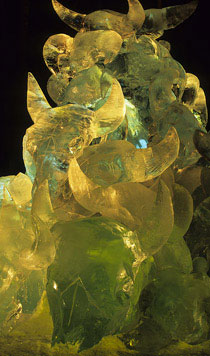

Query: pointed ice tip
left=27, top=73, right=41, bottom=92
left=127, top=0, right=145, bottom=30
left=52, top=0, right=86, bottom=31
left=28, top=72, right=34, bottom=81
left=139, top=0, right=199, bottom=35
left=189, top=0, right=199, bottom=11
left=52, top=0, right=62, bottom=10
left=27, top=73, right=51, bottom=123
left=165, top=0, right=199, bottom=29
left=28, top=72, right=36, bottom=87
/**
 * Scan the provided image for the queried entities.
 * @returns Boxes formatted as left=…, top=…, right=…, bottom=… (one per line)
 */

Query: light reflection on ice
left=136, top=139, right=148, bottom=149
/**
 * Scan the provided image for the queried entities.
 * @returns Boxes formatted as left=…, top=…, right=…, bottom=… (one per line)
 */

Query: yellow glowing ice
left=1, top=0, right=208, bottom=352
left=52, top=0, right=145, bottom=38
left=43, top=34, right=73, bottom=75
left=70, top=30, right=123, bottom=72
left=75, top=127, right=179, bottom=186
left=26, top=72, right=125, bottom=158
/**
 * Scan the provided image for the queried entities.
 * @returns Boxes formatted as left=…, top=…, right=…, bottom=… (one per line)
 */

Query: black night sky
left=0, top=0, right=209, bottom=177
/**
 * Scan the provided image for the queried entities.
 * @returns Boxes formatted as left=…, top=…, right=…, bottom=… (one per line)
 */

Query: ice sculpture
left=1, top=0, right=210, bottom=355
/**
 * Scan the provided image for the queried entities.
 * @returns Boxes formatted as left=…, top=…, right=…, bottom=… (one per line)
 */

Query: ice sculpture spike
left=52, top=0, right=145, bottom=38
left=139, top=0, right=198, bottom=34
left=27, top=72, right=51, bottom=123
left=27, top=73, right=125, bottom=139
left=52, top=0, right=86, bottom=31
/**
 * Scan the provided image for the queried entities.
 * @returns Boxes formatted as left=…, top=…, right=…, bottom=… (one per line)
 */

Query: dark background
left=0, top=0, right=209, bottom=176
